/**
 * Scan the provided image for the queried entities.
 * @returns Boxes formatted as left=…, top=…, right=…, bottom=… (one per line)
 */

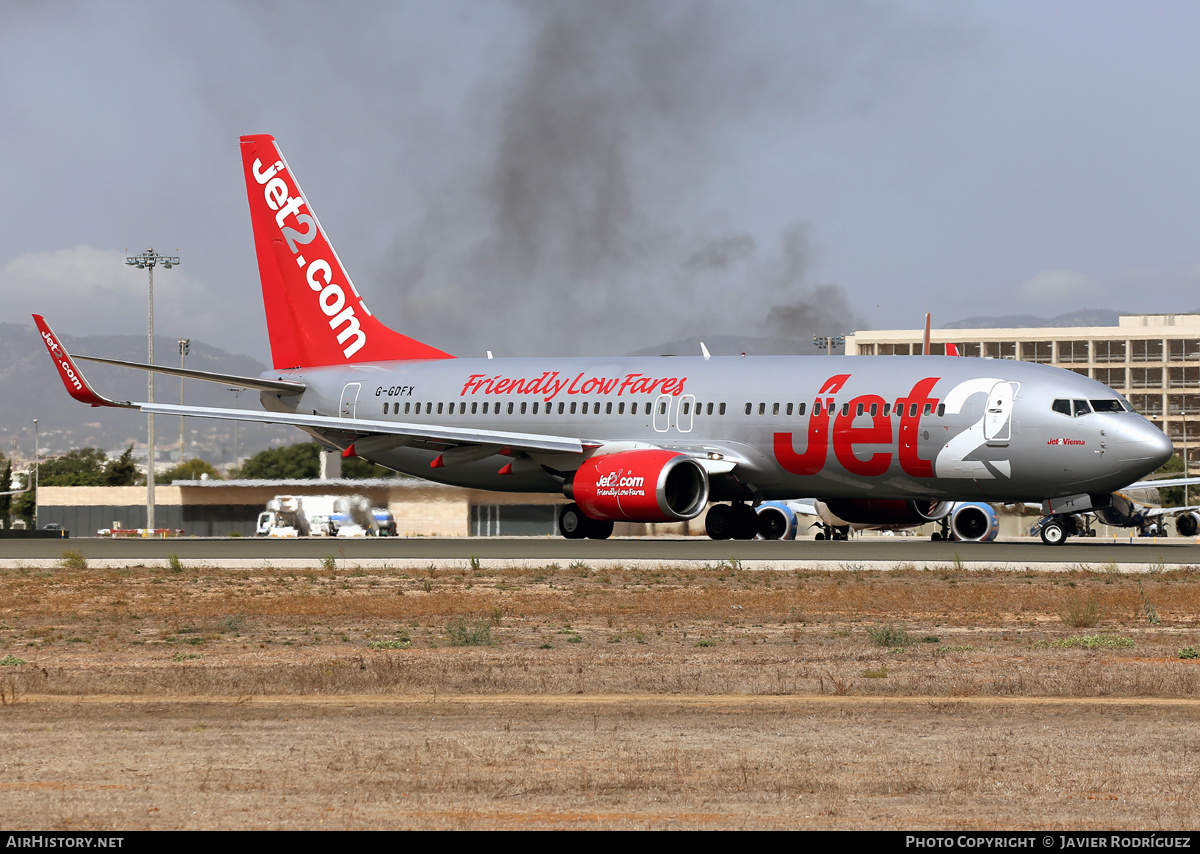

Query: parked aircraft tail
left=239, top=134, right=454, bottom=370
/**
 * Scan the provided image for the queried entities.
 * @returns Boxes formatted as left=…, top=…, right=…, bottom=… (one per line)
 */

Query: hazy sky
left=3, top=0, right=1199, bottom=364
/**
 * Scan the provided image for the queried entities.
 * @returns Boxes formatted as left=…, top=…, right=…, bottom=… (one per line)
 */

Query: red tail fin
left=239, top=134, right=453, bottom=370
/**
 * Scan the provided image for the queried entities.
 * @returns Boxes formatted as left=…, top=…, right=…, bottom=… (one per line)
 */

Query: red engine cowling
left=821, top=498, right=952, bottom=526
left=565, top=450, right=709, bottom=522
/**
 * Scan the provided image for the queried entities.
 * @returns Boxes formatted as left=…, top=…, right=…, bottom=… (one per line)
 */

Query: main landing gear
left=811, top=522, right=850, bottom=541
left=704, top=502, right=760, bottom=540
left=558, top=503, right=614, bottom=540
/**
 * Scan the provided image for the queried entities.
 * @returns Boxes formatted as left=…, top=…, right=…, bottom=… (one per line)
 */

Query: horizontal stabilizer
left=73, top=354, right=306, bottom=394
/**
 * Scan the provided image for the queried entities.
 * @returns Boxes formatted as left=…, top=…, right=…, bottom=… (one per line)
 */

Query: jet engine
left=821, top=498, right=953, bottom=526
left=1094, top=491, right=1153, bottom=530
left=564, top=449, right=709, bottom=522
left=1176, top=511, right=1200, bottom=537
left=755, top=501, right=798, bottom=540
left=948, top=502, right=1000, bottom=542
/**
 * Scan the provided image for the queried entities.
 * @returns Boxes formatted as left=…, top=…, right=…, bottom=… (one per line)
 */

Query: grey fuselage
left=259, top=354, right=1173, bottom=505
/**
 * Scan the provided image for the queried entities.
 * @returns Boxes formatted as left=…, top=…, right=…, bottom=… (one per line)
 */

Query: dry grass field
left=3, top=554, right=1200, bottom=829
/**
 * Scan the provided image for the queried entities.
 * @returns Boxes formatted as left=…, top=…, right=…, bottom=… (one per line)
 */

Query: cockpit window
left=1072, top=399, right=1092, bottom=417
left=1090, top=399, right=1125, bottom=413
left=1052, top=399, right=1071, bottom=416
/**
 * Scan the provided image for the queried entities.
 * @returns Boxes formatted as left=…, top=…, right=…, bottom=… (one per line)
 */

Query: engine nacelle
left=565, top=449, right=709, bottom=522
left=949, top=502, right=999, bottom=542
left=755, top=501, right=798, bottom=540
left=1176, top=511, right=1200, bottom=537
left=821, top=498, right=952, bottom=526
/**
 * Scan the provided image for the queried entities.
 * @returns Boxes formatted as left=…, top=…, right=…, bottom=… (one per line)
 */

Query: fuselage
left=260, top=353, right=1173, bottom=504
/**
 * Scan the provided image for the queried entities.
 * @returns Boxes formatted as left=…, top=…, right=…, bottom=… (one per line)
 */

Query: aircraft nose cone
left=1113, top=418, right=1174, bottom=473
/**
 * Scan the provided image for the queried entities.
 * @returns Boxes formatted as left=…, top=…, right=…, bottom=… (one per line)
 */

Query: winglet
left=32, top=315, right=132, bottom=408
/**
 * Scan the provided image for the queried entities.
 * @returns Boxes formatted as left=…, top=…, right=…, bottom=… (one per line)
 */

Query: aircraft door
left=984, top=381, right=1017, bottom=446
left=340, top=382, right=362, bottom=418
left=653, top=394, right=672, bottom=432
left=676, top=394, right=695, bottom=433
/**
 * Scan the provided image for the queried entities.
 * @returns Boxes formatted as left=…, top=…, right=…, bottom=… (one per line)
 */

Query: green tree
left=236, top=443, right=321, bottom=479
left=159, top=458, right=223, bottom=483
left=104, top=446, right=140, bottom=486
left=236, top=442, right=396, bottom=479
left=0, top=457, right=12, bottom=527
left=37, top=448, right=109, bottom=486
left=1153, top=453, right=1186, bottom=509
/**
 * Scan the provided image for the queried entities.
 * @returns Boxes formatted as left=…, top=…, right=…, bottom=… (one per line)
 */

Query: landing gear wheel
left=731, top=503, right=759, bottom=540
left=559, top=504, right=587, bottom=540
left=705, top=504, right=733, bottom=540
left=1040, top=520, right=1068, bottom=546
left=587, top=519, right=614, bottom=540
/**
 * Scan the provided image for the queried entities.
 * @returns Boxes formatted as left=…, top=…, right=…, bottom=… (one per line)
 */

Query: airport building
left=846, top=313, right=1200, bottom=465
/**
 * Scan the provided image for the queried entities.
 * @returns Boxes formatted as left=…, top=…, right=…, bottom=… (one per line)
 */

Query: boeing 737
left=33, top=134, right=1175, bottom=543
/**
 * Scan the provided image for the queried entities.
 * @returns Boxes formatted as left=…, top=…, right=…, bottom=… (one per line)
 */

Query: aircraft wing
left=1125, top=476, right=1200, bottom=490
left=35, top=314, right=579, bottom=457
left=141, top=401, right=586, bottom=455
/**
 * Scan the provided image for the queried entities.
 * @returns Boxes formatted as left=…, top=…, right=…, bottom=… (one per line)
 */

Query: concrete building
left=39, top=479, right=564, bottom=538
left=846, top=313, right=1199, bottom=465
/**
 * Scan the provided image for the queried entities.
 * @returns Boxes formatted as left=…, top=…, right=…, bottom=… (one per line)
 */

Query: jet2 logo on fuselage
left=773, top=375, right=1017, bottom=481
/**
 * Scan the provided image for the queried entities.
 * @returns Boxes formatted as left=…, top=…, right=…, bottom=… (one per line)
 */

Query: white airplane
left=33, top=134, right=1175, bottom=543
left=755, top=498, right=1000, bottom=542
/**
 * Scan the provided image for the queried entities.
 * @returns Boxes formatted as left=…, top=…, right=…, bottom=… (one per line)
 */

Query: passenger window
left=558, top=402, right=565, bottom=415
left=594, top=403, right=601, bottom=415
left=505, top=402, right=512, bottom=414
left=882, top=403, right=890, bottom=416
left=520, top=402, right=527, bottom=414
left=382, top=403, right=388, bottom=415
left=909, top=403, right=917, bottom=417
left=660, top=401, right=667, bottom=415
left=460, top=402, right=466, bottom=414
left=426, top=403, right=433, bottom=415
left=841, top=403, right=849, bottom=417
left=870, top=403, right=878, bottom=416
left=719, top=403, right=726, bottom=415
left=923, top=404, right=932, bottom=415
left=745, top=403, right=752, bottom=415
left=482, top=402, right=489, bottom=414
left=856, top=403, right=864, bottom=416
left=606, top=402, right=612, bottom=414
left=405, top=402, right=411, bottom=415
left=772, top=403, right=780, bottom=416
left=936, top=404, right=945, bottom=417
left=798, top=402, right=806, bottom=416
left=570, top=402, right=577, bottom=414
left=631, top=402, right=638, bottom=415
left=532, top=402, right=538, bottom=414
left=619, top=402, right=626, bottom=414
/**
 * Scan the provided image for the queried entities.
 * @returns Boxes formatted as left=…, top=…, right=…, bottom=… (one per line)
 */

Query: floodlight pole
left=125, top=248, right=180, bottom=531
left=813, top=335, right=846, bottom=356
left=32, top=419, right=38, bottom=530
left=178, top=338, right=190, bottom=466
